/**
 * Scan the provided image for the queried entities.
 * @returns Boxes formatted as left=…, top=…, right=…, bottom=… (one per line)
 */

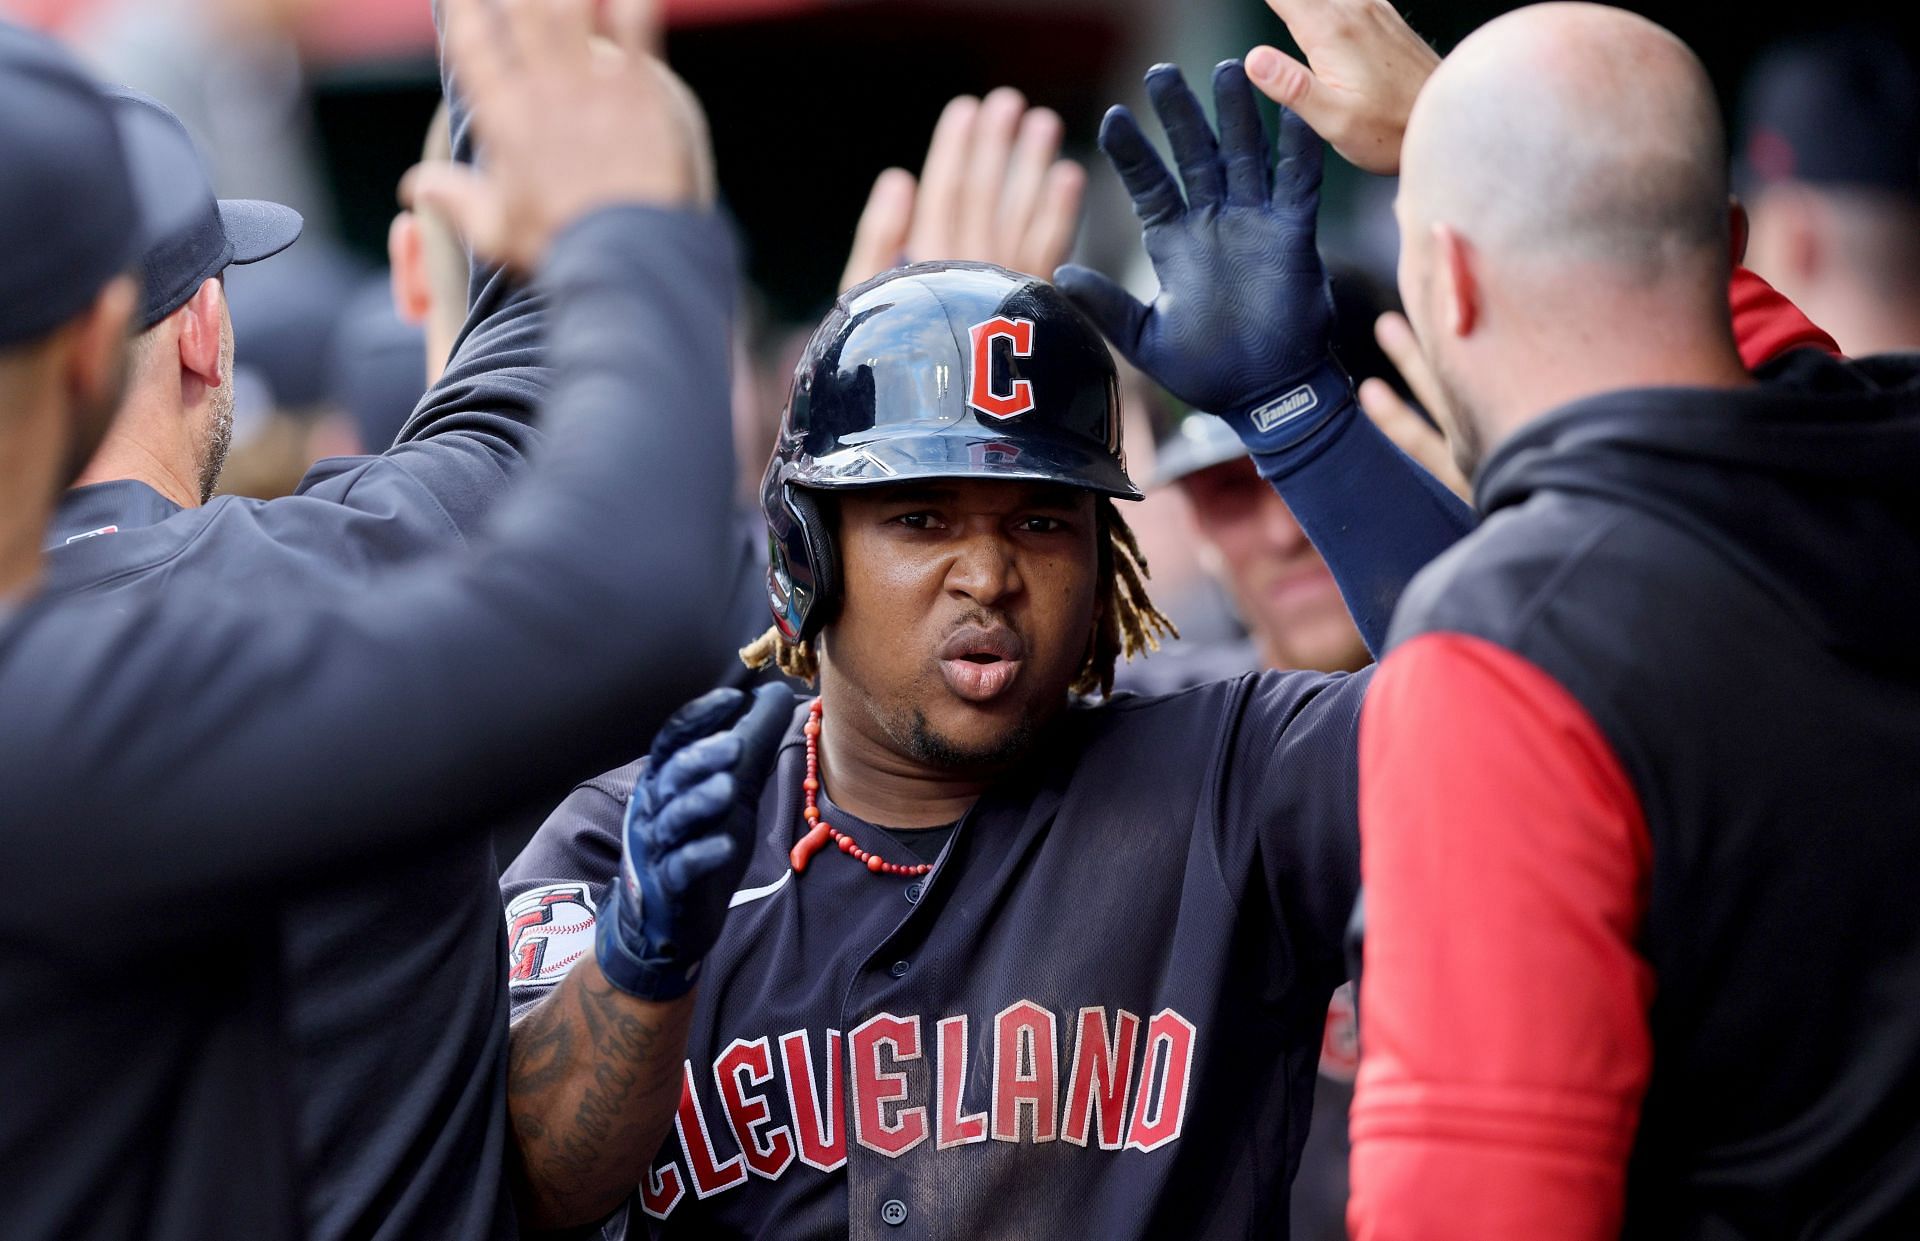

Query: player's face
left=1179, top=458, right=1367, bottom=674
left=820, top=479, right=1101, bottom=771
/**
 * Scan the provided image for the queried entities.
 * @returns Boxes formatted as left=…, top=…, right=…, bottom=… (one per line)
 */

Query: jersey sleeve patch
left=505, top=882, right=599, bottom=990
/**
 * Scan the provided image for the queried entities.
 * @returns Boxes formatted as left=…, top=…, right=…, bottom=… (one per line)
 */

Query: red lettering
left=637, top=1158, right=684, bottom=1220
left=714, top=1037, right=794, bottom=1180
left=968, top=316, right=1037, bottom=419
left=935, top=1015, right=988, bottom=1149
left=850, top=1013, right=928, bottom=1158
left=1062, top=1007, right=1140, bottom=1149
left=1125, top=1010, right=1196, bottom=1153
left=779, top=1028, right=846, bottom=1171
left=991, top=1000, right=1059, bottom=1143
left=673, top=1062, right=747, bottom=1198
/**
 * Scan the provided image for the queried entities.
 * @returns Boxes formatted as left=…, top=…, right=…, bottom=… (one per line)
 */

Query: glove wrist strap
left=595, top=895, right=700, bottom=1002
left=1222, top=359, right=1355, bottom=460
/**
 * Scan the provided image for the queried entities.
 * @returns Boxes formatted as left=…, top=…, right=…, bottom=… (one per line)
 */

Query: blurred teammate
left=491, top=61, right=1474, bottom=1238
left=1739, top=29, right=1920, bottom=356
left=1329, top=4, right=1920, bottom=1237
left=0, top=2, right=748, bottom=1236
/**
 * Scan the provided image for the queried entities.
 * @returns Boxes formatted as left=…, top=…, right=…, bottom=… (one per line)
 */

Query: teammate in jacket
left=1345, top=4, right=1920, bottom=1237
left=0, top=4, right=745, bottom=1237
left=495, top=61, right=1475, bottom=1239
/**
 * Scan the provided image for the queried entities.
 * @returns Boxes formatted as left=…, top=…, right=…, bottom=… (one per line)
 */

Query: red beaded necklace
left=787, top=699, right=935, bottom=878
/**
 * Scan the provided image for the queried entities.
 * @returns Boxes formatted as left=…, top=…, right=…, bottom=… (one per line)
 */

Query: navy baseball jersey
left=503, top=672, right=1368, bottom=1240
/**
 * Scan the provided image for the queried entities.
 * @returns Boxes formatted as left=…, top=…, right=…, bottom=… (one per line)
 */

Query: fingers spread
left=1270, top=105, right=1325, bottom=207
left=1212, top=60, right=1271, bottom=207
left=1146, top=64, right=1225, bottom=213
left=997, top=106, right=1064, bottom=255
left=841, top=168, right=917, bottom=292
left=1097, top=105, right=1184, bottom=226
left=1018, top=160, right=1085, bottom=278
left=907, top=95, right=979, bottom=262
left=958, top=87, right=1027, bottom=258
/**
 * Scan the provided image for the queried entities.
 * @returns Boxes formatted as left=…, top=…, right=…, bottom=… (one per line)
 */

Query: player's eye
left=890, top=511, right=943, bottom=530
left=1017, top=515, right=1069, bottom=534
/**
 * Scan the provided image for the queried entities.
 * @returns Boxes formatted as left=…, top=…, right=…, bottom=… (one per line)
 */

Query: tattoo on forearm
left=508, top=967, right=689, bottom=1221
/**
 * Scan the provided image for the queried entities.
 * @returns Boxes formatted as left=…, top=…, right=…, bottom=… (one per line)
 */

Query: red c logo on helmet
left=968, top=316, right=1036, bottom=420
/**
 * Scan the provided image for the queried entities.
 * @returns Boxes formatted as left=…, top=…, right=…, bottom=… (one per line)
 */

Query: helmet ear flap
left=790, top=488, right=839, bottom=643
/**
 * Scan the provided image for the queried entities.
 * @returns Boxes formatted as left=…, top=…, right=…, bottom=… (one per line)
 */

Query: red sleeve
left=1730, top=265, right=1840, bottom=368
left=1348, top=633, right=1654, bottom=1241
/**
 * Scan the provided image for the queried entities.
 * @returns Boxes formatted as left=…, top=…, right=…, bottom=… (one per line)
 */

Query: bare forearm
left=507, top=957, right=695, bottom=1231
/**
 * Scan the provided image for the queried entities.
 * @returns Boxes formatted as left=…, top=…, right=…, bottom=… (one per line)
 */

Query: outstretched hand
left=1245, top=0, right=1440, bottom=175
left=840, top=87, right=1086, bottom=291
left=404, top=0, right=712, bottom=273
left=1056, top=61, right=1341, bottom=439
left=597, top=683, right=793, bottom=1001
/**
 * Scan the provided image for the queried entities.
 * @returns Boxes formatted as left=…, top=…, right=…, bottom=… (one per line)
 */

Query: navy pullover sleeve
left=1245, top=396, right=1476, bottom=656
left=288, top=0, right=550, bottom=541
left=0, top=205, right=740, bottom=957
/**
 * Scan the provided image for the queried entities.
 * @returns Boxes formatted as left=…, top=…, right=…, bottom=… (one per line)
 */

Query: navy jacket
left=1372, top=348, right=1920, bottom=1237
left=0, top=203, right=742, bottom=1241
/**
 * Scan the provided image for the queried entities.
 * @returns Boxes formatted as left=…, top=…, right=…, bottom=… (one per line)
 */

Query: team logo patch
left=505, top=882, right=598, bottom=989
left=967, top=316, right=1037, bottom=420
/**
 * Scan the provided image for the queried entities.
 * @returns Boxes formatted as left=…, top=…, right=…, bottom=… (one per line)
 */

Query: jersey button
left=888, top=960, right=910, bottom=978
left=881, top=1199, right=909, bottom=1227
left=905, top=882, right=923, bottom=904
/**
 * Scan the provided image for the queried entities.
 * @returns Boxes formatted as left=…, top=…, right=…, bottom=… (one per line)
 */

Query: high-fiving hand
left=596, top=684, right=793, bottom=1001
left=840, top=87, right=1086, bottom=291
left=404, top=0, right=713, bottom=273
left=1056, top=61, right=1348, bottom=453
left=1245, top=0, right=1440, bottom=175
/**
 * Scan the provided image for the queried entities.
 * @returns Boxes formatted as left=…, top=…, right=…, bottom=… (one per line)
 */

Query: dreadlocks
left=739, top=498, right=1176, bottom=697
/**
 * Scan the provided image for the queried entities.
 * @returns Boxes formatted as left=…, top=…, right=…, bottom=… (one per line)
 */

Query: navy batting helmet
left=760, top=261, right=1141, bottom=643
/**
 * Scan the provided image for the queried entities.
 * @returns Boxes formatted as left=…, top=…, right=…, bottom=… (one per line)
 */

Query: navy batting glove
left=596, top=683, right=794, bottom=1001
left=1056, top=60, right=1352, bottom=458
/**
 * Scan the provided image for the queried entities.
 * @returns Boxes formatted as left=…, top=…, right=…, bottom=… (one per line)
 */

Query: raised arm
left=1056, top=61, right=1474, bottom=655
left=504, top=685, right=789, bottom=1231
left=0, top=0, right=738, bottom=939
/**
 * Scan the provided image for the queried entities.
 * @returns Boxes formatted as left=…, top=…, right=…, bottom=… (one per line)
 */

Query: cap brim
left=218, top=199, right=303, bottom=265
left=1150, top=416, right=1249, bottom=489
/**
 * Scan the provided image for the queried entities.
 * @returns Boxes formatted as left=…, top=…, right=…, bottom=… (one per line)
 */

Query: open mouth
left=937, top=626, right=1026, bottom=703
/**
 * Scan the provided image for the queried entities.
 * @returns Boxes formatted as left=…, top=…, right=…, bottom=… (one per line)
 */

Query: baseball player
left=495, top=61, right=1475, bottom=1239
left=0, top=3, right=748, bottom=1237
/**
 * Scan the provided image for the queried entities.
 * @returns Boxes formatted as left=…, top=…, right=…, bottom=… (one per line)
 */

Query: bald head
left=1393, top=4, right=1751, bottom=475
left=1403, top=3, right=1728, bottom=279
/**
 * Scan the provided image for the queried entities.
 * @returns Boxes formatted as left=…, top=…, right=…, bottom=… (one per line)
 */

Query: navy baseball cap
left=0, top=22, right=142, bottom=348
left=103, top=86, right=304, bottom=330
left=1738, top=29, right=1920, bottom=196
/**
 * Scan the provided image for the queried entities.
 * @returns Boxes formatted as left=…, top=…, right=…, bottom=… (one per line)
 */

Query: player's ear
left=389, top=212, right=433, bottom=326
left=1432, top=223, right=1478, bottom=339
left=176, top=279, right=226, bottom=390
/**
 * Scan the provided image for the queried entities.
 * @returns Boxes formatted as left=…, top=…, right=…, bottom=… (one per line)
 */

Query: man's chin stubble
left=899, top=706, right=1038, bottom=772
